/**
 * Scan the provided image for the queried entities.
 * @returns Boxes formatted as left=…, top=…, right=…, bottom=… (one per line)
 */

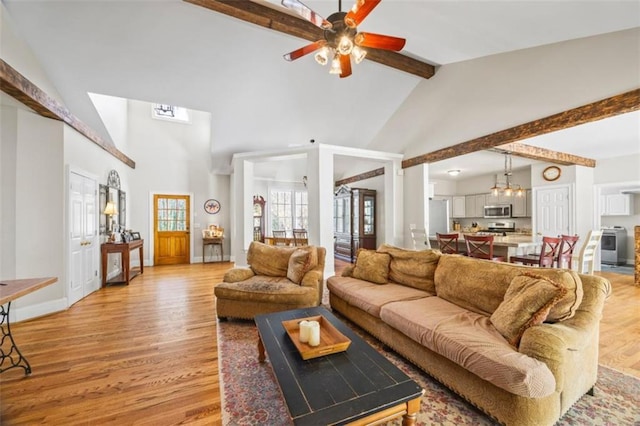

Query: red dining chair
left=436, top=233, right=462, bottom=254
left=509, top=236, right=562, bottom=268
left=464, top=235, right=505, bottom=262
left=556, top=234, right=580, bottom=269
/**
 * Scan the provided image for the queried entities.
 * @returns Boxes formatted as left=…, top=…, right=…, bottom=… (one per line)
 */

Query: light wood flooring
left=0, top=262, right=637, bottom=425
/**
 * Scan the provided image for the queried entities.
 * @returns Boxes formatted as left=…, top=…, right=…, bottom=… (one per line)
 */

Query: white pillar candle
left=308, top=320, right=321, bottom=347
left=298, top=320, right=310, bottom=343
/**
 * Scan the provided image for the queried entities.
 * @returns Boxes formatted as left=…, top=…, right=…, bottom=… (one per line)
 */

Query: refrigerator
left=428, top=199, right=450, bottom=235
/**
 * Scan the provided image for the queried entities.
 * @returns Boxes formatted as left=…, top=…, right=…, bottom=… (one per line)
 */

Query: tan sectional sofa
left=215, top=242, right=326, bottom=320
left=327, top=244, right=611, bottom=426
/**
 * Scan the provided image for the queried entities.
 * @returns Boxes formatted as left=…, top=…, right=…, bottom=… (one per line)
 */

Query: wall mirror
left=99, top=170, right=126, bottom=235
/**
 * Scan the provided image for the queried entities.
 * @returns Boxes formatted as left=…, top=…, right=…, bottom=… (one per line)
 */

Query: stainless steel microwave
left=483, top=205, right=512, bottom=219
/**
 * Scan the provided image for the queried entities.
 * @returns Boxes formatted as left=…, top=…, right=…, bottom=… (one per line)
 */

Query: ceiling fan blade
left=355, top=32, right=406, bottom=51
left=281, top=0, right=332, bottom=29
left=345, top=0, right=381, bottom=28
left=340, top=54, right=352, bottom=78
left=283, top=40, right=326, bottom=61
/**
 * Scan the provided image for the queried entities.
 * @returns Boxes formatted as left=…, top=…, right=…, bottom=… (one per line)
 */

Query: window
left=269, top=189, right=308, bottom=234
left=151, top=103, right=190, bottom=123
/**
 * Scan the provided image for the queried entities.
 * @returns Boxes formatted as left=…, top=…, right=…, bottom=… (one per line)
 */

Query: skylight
left=152, top=103, right=190, bottom=123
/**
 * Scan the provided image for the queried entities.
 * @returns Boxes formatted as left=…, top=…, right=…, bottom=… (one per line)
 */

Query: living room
left=1, top=0, right=639, bottom=424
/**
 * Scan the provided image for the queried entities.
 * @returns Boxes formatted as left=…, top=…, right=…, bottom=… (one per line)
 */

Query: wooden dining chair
left=556, top=234, right=580, bottom=269
left=272, top=230, right=288, bottom=246
left=292, top=229, right=308, bottom=246
left=574, top=230, right=603, bottom=274
left=436, top=233, right=461, bottom=254
left=464, top=235, right=505, bottom=262
left=509, top=236, right=562, bottom=268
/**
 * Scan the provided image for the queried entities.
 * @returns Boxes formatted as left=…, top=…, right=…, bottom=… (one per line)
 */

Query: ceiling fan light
left=329, top=56, right=342, bottom=75
left=314, top=46, right=330, bottom=66
left=351, top=45, right=367, bottom=64
left=337, top=35, right=354, bottom=55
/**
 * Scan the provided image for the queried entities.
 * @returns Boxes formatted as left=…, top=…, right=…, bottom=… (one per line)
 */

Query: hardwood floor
left=0, top=262, right=637, bottom=425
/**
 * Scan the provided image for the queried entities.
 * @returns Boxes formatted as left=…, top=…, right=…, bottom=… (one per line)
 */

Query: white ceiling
left=3, top=0, right=639, bottom=181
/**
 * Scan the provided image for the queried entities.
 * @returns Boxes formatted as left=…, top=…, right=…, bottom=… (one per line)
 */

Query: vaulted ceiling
left=2, top=0, right=639, bottom=180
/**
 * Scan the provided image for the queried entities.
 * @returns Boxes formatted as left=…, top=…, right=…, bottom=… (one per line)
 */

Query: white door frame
left=66, top=166, right=100, bottom=306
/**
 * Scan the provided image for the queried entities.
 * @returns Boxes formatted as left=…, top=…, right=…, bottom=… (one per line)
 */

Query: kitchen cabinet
left=451, top=196, right=466, bottom=218
left=334, top=187, right=377, bottom=262
left=511, top=193, right=527, bottom=217
left=485, top=193, right=512, bottom=206
left=465, top=194, right=485, bottom=218
left=601, top=194, right=633, bottom=216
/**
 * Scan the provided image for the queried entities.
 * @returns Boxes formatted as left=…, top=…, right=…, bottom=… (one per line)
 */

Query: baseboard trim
left=11, top=297, right=68, bottom=323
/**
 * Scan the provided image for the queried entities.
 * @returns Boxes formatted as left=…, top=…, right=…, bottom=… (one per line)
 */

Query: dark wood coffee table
left=255, top=306, right=424, bottom=425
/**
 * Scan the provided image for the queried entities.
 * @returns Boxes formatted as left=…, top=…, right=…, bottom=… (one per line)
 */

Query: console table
left=101, top=240, right=144, bottom=286
left=0, top=277, right=58, bottom=375
left=203, top=237, right=224, bottom=263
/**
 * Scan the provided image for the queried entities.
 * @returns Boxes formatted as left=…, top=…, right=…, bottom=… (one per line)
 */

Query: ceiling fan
left=281, top=0, right=406, bottom=78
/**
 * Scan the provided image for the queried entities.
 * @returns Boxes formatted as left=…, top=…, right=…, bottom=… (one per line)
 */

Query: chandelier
left=490, top=153, right=525, bottom=197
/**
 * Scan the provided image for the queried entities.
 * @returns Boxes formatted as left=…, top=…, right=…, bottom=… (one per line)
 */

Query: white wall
left=0, top=106, right=67, bottom=319
left=125, top=99, right=229, bottom=263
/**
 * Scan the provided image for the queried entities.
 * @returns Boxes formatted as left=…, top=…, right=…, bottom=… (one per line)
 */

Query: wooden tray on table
left=282, top=315, right=351, bottom=360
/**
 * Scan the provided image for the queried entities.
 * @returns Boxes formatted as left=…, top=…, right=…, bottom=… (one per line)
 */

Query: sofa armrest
left=223, top=268, right=255, bottom=283
left=300, top=269, right=323, bottom=289
left=518, top=273, right=611, bottom=390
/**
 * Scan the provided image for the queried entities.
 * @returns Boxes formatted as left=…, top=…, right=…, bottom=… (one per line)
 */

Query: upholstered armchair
left=214, top=241, right=326, bottom=320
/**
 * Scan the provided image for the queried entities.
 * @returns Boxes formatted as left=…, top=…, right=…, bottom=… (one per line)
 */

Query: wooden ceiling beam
left=402, top=89, right=640, bottom=169
left=1, top=59, right=136, bottom=169
left=335, top=167, right=385, bottom=187
left=183, top=0, right=435, bottom=79
left=497, top=143, right=596, bottom=167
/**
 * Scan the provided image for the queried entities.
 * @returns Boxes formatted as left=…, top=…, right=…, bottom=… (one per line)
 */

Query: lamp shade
left=103, top=201, right=118, bottom=215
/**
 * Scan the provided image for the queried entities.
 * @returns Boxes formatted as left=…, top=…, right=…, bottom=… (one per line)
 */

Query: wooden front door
left=154, top=194, right=190, bottom=265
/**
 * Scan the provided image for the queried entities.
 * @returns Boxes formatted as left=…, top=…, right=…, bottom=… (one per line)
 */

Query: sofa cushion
left=490, top=273, right=568, bottom=347
left=380, top=297, right=556, bottom=398
left=215, top=276, right=317, bottom=305
left=247, top=241, right=297, bottom=277
left=287, top=247, right=318, bottom=284
left=376, top=244, right=441, bottom=294
left=434, top=254, right=583, bottom=320
left=351, top=249, right=391, bottom=284
left=327, top=276, right=431, bottom=318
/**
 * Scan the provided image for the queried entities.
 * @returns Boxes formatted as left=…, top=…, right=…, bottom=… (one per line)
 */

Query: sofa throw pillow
left=351, top=249, right=391, bottom=284
left=376, top=244, right=440, bottom=293
left=490, top=272, right=567, bottom=347
left=247, top=241, right=297, bottom=277
left=287, top=247, right=318, bottom=284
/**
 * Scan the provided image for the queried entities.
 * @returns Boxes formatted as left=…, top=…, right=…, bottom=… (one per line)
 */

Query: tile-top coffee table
left=255, top=306, right=424, bottom=425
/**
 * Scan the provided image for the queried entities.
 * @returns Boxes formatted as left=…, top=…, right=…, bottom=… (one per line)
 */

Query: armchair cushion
left=352, top=249, right=391, bottom=284
left=287, top=247, right=318, bottom=284
left=490, top=272, right=567, bottom=347
left=247, top=241, right=297, bottom=277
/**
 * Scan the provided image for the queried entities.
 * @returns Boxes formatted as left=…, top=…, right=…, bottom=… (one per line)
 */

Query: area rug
left=218, top=318, right=640, bottom=426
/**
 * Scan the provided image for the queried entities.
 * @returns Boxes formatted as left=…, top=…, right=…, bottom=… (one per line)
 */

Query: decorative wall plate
left=542, top=166, right=561, bottom=181
left=204, top=199, right=221, bottom=214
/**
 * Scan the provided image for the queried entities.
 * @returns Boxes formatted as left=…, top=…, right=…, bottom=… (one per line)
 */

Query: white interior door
left=68, top=170, right=99, bottom=306
left=535, top=185, right=571, bottom=237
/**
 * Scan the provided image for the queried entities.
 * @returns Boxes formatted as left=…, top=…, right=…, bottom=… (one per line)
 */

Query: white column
left=307, top=145, right=335, bottom=276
